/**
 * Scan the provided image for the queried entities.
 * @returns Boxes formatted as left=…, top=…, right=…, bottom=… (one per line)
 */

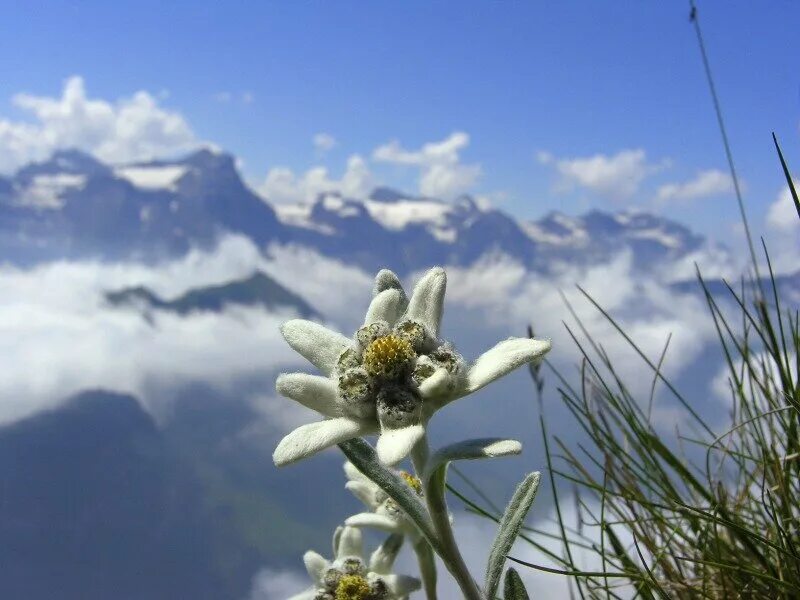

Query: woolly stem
left=412, top=434, right=483, bottom=600
left=413, top=538, right=438, bottom=600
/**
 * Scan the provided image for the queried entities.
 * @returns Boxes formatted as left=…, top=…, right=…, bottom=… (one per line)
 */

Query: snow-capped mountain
left=0, top=148, right=723, bottom=274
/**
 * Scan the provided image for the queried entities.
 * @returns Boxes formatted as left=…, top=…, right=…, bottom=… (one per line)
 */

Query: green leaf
left=773, top=132, right=800, bottom=222
left=484, top=472, right=541, bottom=600
left=338, top=438, right=441, bottom=554
left=422, top=438, right=522, bottom=484
left=504, top=567, right=530, bottom=600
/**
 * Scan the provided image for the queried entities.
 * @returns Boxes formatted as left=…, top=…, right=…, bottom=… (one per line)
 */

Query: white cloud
left=538, top=148, right=666, bottom=201
left=313, top=132, right=337, bottom=152
left=0, top=76, right=199, bottom=173
left=373, top=132, right=481, bottom=198
left=764, top=180, right=800, bottom=274
left=656, top=169, right=733, bottom=203
left=766, top=179, right=799, bottom=232
left=259, top=154, right=374, bottom=204
left=247, top=567, right=309, bottom=600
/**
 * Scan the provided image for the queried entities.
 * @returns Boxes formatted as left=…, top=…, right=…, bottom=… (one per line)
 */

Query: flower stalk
left=412, top=434, right=483, bottom=600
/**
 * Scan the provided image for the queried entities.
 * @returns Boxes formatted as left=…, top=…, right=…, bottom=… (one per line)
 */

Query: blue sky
left=1, top=1, right=798, bottom=241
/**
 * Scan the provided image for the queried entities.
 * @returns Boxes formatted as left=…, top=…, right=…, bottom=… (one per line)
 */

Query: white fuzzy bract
left=272, top=266, right=551, bottom=467
left=287, top=526, right=419, bottom=600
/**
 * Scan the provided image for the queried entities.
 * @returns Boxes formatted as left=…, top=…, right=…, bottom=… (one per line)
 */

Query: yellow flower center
left=363, top=334, right=415, bottom=379
left=335, top=574, right=371, bottom=600
left=399, top=471, right=423, bottom=495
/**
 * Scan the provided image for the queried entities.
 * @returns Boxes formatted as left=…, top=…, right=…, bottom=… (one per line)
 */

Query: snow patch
left=321, top=194, right=360, bottom=217
left=521, top=220, right=589, bottom=246
left=115, top=165, right=188, bottom=191
left=16, top=173, right=87, bottom=209
left=275, top=203, right=335, bottom=235
left=364, top=199, right=452, bottom=230
left=629, top=228, right=681, bottom=249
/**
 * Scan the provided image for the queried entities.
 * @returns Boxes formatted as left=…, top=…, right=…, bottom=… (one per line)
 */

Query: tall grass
left=453, top=144, right=799, bottom=598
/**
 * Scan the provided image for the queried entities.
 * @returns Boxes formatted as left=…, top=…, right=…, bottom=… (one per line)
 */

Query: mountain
left=0, top=388, right=352, bottom=600
left=0, top=148, right=726, bottom=275
left=0, top=148, right=283, bottom=264
left=105, top=270, right=319, bottom=318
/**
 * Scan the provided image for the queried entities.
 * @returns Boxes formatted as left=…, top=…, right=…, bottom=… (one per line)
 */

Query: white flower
left=342, top=461, right=423, bottom=541
left=288, top=525, right=420, bottom=600
left=273, top=267, right=551, bottom=467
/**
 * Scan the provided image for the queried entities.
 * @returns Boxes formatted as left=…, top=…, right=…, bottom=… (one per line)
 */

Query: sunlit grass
left=456, top=143, right=799, bottom=598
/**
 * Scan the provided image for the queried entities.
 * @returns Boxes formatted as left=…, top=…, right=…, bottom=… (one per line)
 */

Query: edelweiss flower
left=289, top=525, right=420, bottom=600
left=273, top=267, right=551, bottom=466
left=342, top=461, right=423, bottom=541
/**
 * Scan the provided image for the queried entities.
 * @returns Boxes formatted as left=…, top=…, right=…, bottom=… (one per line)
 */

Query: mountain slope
left=0, top=389, right=340, bottom=600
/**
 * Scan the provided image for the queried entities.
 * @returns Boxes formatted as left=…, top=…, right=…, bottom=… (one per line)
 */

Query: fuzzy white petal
left=376, top=424, right=426, bottom=466
left=343, top=461, right=370, bottom=484
left=381, top=573, right=422, bottom=595
left=369, top=533, right=404, bottom=574
left=464, top=337, right=551, bottom=394
left=302, top=551, right=329, bottom=585
left=332, top=525, right=343, bottom=558
left=418, top=367, right=451, bottom=400
left=280, top=319, right=352, bottom=376
left=403, top=267, right=446, bottom=336
left=423, top=438, right=522, bottom=483
left=364, top=288, right=406, bottom=327
left=373, top=269, right=404, bottom=296
left=273, top=418, right=370, bottom=467
left=336, top=525, right=364, bottom=559
left=276, top=373, right=340, bottom=417
left=345, top=481, right=380, bottom=509
left=345, top=512, right=403, bottom=534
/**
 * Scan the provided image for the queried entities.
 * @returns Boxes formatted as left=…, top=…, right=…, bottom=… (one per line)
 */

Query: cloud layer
left=0, top=236, right=376, bottom=427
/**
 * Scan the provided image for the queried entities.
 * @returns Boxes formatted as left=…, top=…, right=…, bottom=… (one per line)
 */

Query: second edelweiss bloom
left=289, top=525, right=419, bottom=600
left=342, top=461, right=423, bottom=541
left=273, top=266, right=551, bottom=467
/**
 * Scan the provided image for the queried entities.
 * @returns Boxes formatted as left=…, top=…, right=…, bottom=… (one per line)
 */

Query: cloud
left=247, top=567, right=309, bottom=600
left=373, top=131, right=481, bottom=198
left=259, top=154, right=374, bottom=203
left=0, top=76, right=199, bottom=173
left=0, top=235, right=374, bottom=427
left=764, top=180, right=800, bottom=274
left=538, top=148, right=666, bottom=201
left=313, top=132, right=337, bottom=152
left=656, top=169, right=734, bottom=204
left=440, top=251, right=719, bottom=406
left=766, top=179, right=800, bottom=232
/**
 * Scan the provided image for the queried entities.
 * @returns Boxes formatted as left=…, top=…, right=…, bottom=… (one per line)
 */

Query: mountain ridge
left=0, top=148, right=728, bottom=276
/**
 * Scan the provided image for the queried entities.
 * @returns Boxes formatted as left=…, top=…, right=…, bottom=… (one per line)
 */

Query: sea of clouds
left=0, top=232, right=766, bottom=599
